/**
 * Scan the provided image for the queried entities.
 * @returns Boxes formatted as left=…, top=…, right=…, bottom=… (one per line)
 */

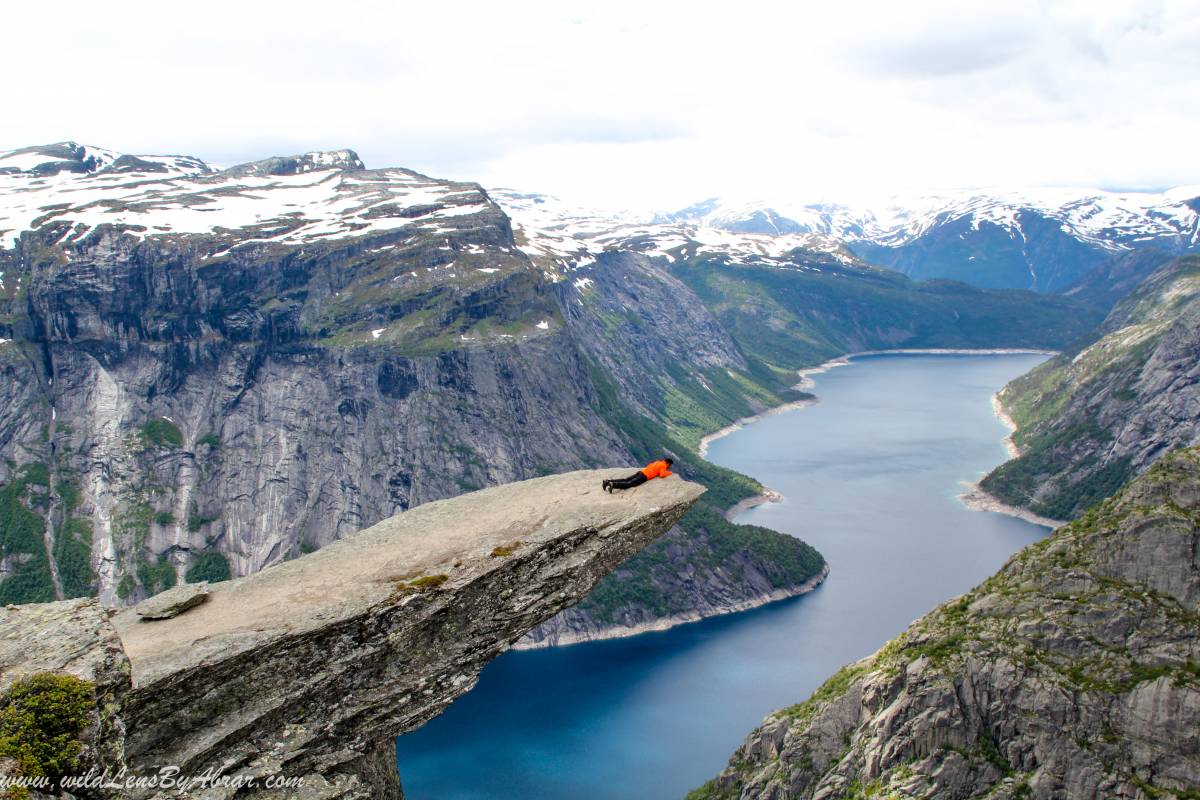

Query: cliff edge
left=0, top=470, right=704, bottom=799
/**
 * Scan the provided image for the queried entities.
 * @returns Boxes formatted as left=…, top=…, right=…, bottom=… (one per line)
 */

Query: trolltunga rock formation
left=0, top=469, right=703, bottom=799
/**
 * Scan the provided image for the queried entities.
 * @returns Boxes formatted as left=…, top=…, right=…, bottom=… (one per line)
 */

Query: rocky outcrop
left=518, top=514, right=827, bottom=648
left=982, top=255, right=1200, bottom=520
left=690, top=447, right=1200, bottom=800
left=133, top=581, right=208, bottom=619
left=0, top=470, right=704, bottom=799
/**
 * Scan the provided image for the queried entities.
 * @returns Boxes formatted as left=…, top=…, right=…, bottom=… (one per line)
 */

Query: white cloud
left=3, top=0, right=1197, bottom=212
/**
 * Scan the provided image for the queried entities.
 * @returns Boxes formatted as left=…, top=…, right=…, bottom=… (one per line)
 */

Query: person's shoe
left=602, top=480, right=611, bottom=493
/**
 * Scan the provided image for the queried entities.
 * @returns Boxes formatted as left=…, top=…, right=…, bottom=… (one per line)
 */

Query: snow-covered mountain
left=6, top=141, right=1196, bottom=294
left=0, top=141, right=494, bottom=253
left=660, top=188, right=1200, bottom=292
left=491, top=189, right=858, bottom=273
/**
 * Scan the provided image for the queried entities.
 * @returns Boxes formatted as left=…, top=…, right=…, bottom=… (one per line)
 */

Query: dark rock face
left=692, top=448, right=1200, bottom=800
left=1, top=472, right=704, bottom=799
left=0, top=156, right=632, bottom=606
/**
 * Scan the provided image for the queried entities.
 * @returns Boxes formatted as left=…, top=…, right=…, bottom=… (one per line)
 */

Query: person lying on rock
left=603, top=458, right=674, bottom=493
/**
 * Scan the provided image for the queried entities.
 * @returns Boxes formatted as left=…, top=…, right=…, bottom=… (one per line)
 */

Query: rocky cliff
left=0, top=470, right=704, bottom=799
left=982, top=255, right=1200, bottom=520
left=0, top=141, right=1098, bottom=644
left=689, top=447, right=1200, bottom=800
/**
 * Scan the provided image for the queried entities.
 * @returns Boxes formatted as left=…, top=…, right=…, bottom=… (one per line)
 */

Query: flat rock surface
left=134, top=581, right=209, bottom=619
left=113, top=469, right=702, bottom=687
left=0, top=597, right=124, bottom=691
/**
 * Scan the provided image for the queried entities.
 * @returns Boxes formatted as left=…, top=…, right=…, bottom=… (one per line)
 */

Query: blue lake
left=395, top=352, right=1052, bottom=799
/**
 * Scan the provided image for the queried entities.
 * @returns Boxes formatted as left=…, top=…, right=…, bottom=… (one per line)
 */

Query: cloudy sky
left=4, top=0, right=1198, bottom=210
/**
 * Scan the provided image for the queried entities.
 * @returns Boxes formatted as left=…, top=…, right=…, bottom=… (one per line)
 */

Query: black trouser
left=609, top=472, right=648, bottom=490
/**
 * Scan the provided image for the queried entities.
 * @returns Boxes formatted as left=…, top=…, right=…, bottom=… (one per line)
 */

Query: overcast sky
left=4, top=0, right=1198, bottom=210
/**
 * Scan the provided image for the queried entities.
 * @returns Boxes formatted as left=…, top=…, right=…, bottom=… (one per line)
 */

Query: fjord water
left=395, top=352, right=1052, bottom=799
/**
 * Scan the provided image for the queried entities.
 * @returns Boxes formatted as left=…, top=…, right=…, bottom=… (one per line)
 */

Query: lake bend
left=395, top=351, right=1055, bottom=799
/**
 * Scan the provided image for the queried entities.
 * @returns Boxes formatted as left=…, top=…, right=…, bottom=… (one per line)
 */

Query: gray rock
left=0, top=470, right=700, bottom=799
left=694, top=447, right=1200, bottom=800
left=134, top=582, right=209, bottom=620
left=0, top=597, right=131, bottom=796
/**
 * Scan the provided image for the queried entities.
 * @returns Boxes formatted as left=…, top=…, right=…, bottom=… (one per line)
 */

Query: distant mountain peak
left=0, top=142, right=486, bottom=249
left=220, top=149, right=365, bottom=177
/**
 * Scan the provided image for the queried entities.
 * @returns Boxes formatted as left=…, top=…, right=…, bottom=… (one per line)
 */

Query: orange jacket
left=640, top=460, right=673, bottom=480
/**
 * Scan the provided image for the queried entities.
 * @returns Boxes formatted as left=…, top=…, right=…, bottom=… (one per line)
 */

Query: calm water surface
left=395, top=353, right=1052, bottom=799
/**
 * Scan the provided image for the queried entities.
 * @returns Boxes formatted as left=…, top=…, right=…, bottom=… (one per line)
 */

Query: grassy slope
left=982, top=255, right=1200, bottom=520
left=676, top=258, right=1102, bottom=370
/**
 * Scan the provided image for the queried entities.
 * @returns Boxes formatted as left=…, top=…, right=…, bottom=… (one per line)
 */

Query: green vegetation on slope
left=675, top=258, right=1103, bottom=372
left=982, top=255, right=1200, bottom=520
left=185, top=550, right=231, bottom=584
left=139, top=417, right=183, bottom=449
left=0, top=672, right=94, bottom=799
left=0, top=463, right=56, bottom=605
left=53, top=518, right=95, bottom=600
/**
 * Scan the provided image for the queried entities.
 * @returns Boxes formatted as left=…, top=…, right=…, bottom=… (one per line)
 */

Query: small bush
left=184, top=551, right=231, bottom=584
left=116, top=575, right=135, bottom=600
left=392, top=574, right=449, bottom=596
left=0, top=672, right=93, bottom=791
left=490, top=540, right=523, bottom=558
left=195, top=433, right=220, bottom=449
left=139, top=418, right=183, bottom=449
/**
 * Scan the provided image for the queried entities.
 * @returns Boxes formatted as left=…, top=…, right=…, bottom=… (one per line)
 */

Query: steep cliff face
left=0, top=141, right=1100, bottom=642
left=982, top=255, right=1200, bottom=520
left=0, top=471, right=704, bottom=799
left=0, top=154, right=632, bottom=606
left=690, top=448, right=1200, bottom=800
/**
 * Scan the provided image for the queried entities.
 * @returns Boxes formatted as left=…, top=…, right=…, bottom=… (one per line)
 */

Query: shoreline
left=956, top=386, right=1064, bottom=529
left=701, top=348, right=1056, bottom=454
left=512, top=565, right=831, bottom=651
left=530, top=348, right=1056, bottom=650
left=958, top=482, right=1064, bottom=529
left=698, top=398, right=818, bottom=458
left=724, top=488, right=783, bottom=521
left=992, top=393, right=1021, bottom=458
